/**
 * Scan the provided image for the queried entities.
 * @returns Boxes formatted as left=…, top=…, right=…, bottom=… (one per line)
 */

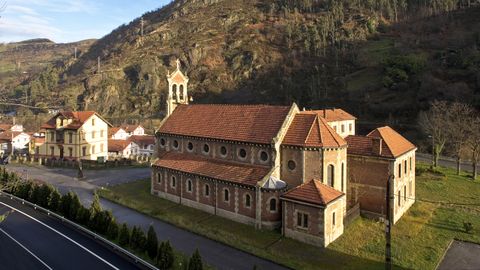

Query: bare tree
left=445, top=103, right=473, bottom=175
left=418, top=101, right=450, bottom=168
left=467, top=115, right=480, bottom=180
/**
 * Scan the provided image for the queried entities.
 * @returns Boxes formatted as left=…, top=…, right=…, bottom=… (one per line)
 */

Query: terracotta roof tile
left=309, top=108, right=356, bottom=121
left=282, top=113, right=347, bottom=148
left=122, top=124, right=142, bottom=133
left=281, top=179, right=344, bottom=206
left=0, top=131, right=28, bottom=141
left=109, top=127, right=122, bottom=137
left=153, top=151, right=270, bottom=187
left=130, top=135, right=155, bottom=145
left=108, top=139, right=131, bottom=152
left=158, top=104, right=291, bottom=144
left=41, top=111, right=111, bottom=130
left=346, top=126, right=416, bottom=158
left=0, top=124, right=13, bottom=131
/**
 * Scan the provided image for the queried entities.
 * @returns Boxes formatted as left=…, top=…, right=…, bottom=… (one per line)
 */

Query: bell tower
left=166, top=59, right=189, bottom=117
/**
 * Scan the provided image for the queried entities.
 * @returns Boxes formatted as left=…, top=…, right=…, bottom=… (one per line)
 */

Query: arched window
left=179, top=85, right=184, bottom=100
left=172, top=84, right=177, bottom=99
left=204, top=184, right=210, bottom=197
left=245, top=194, right=251, bottom=208
left=224, top=189, right=230, bottom=202
left=187, top=179, right=192, bottom=192
left=171, top=176, right=176, bottom=188
left=157, top=173, right=162, bottom=184
left=269, top=198, right=277, bottom=212
left=341, top=162, right=345, bottom=192
left=327, top=164, right=335, bottom=187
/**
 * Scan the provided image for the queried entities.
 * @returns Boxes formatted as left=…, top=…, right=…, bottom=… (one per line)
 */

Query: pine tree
left=59, top=192, right=72, bottom=217
left=48, top=189, right=61, bottom=212
left=157, top=241, right=174, bottom=269
left=146, top=225, right=158, bottom=259
left=118, top=223, right=130, bottom=246
left=107, top=219, right=119, bottom=241
left=89, top=192, right=102, bottom=218
left=29, top=184, right=42, bottom=204
left=188, top=249, right=203, bottom=270
left=75, top=206, right=91, bottom=226
left=69, top=192, right=81, bottom=221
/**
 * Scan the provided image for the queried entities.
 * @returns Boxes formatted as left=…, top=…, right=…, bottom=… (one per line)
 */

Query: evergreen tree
left=188, top=249, right=203, bottom=270
left=107, top=219, right=119, bottom=241
left=119, top=223, right=130, bottom=246
left=129, top=226, right=146, bottom=251
left=48, top=188, right=61, bottom=212
left=89, top=192, right=102, bottom=219
left=29, top=184, right=42, bottom=204
left=146, top=225, right=158, bottom=259
left=59, top=192, right=72, bottom=217
left=38, top=184, right=53, bottom=208
left=157, top=241, right=174, bottom=269
left=75, top=206, right=91, bottom=226
left=69, top=192, right=81, bottom=221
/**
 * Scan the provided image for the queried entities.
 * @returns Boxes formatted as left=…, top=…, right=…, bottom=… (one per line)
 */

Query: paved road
left=437, top=240, right=480, bottom=270
left=5, top=164, right=289, bottom=270
left=0, top=195, right=141, bottom=270
left=416, top=153, right=479, bottom=173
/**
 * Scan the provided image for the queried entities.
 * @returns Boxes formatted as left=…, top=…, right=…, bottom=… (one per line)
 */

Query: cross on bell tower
left=166, top=59, right=189, bottom=117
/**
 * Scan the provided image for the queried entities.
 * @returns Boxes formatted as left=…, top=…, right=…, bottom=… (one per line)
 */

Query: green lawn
left=98, top=163, right=480, bottom=270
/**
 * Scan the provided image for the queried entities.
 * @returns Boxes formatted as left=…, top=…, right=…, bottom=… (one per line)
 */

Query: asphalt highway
left=0, top=195, right=142, bottom=270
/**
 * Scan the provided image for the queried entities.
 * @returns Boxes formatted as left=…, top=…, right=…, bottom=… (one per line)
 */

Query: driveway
left=4, top=164, right=288, bottom=270
left=437, top=240, right=480, bottom=270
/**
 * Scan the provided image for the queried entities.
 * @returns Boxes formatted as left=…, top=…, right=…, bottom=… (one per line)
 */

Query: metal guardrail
left=0, top=190, right=158, bottom=270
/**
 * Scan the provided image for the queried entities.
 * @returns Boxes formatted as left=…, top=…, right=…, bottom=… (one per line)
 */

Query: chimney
left=372, top=137, right=382, bottom=155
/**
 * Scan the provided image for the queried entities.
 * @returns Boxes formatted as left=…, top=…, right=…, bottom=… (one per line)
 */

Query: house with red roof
left=151, top=61, right=416, bottom=247
left=38, top=111, right=112, bottom=161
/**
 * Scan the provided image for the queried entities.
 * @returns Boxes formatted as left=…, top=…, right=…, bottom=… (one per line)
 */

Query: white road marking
left=0, top=201, right=120, bottom=270
left=0, top=227, right=53, bottom=270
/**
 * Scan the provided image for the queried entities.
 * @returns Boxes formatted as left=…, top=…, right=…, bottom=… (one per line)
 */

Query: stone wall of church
left=156, top=135, right=274, bottom=167
left=283, top=200, right=324, bottom=247
left=280, top=147, right=304, bottom=187
left=151, top=167, right=282, bottom=228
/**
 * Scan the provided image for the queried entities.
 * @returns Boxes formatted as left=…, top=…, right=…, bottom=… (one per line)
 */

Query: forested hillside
left=6, top=0, right=480, bottom=144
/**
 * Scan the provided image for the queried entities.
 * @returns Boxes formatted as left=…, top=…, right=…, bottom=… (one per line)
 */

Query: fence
left=0, top=190, right=158, bottom=270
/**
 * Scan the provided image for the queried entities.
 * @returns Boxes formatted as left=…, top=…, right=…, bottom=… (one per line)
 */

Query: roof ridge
left=319, top=117, right=342, bottom=146
left=316, top=116, right=324, bottom=145
left=304, top=115, right=317, bottom=145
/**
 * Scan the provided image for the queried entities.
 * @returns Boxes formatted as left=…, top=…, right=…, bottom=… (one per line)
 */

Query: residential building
left=108, top=139, right=133, bottom=159
left=130, top=135, right=155, bottom=157
left=0, top=131, right=30, bottom=155
left=109, top=127, right=129, bottom=140
left=346, top=127, right=417, bottom=224
left=313, top=109, right=356, bottom=138
left=38, top=111, right=111, bottom=161
left=0, top=123, right=24, bottom=133
left=122, top=124, right=145, bottom=136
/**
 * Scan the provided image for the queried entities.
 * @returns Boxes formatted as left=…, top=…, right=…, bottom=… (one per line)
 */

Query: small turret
left=166, top=59, right=189, bottom=117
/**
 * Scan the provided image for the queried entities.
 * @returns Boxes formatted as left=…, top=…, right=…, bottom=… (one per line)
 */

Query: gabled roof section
left=109, top=127, right=124, bottom=137
left=153, top=151, right=270, bottom=187
left=367, top=126, right=416, bottom=157
left=158, top=104, right=292, bottom=144
left=41, top=111, right=112, bottom=130
left=130, top=135, right=155, bottom=145
left=346, top=135, right=394, bottom=158
left=281, top=179, right=344, bottom=206
left=167, top=59, right=189, bottom=84
left=122, top=124, right=143, bottom=133
left=0, top=131, right=29, bottom=141
left=310, top=108, right=356, bottom=122
left=108, top=139, right=131, bottom=152
left=282, top=113, right=347, bottom=148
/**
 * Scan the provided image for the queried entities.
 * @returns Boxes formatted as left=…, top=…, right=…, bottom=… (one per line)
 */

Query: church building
left=151, top=60, right=416, bottom=247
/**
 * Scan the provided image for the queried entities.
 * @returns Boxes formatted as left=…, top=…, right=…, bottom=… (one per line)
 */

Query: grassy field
left=98, top=163, right=480, bottom=269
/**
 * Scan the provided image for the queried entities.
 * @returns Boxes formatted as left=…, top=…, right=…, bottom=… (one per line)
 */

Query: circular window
left=160, top=138, right=166, bottom=146
left=173, top=140, right=179, bottom=149
left=187, top=142, right=194, bottom=151
left=260, top=151, right=269, bottom=162
left=220, top=146, right=227, bottom=156
left=203, top=144, right=210, bottom=153
left=288, top=160, right=296, bottom=171
left=239, top=148, right=247, bottom=159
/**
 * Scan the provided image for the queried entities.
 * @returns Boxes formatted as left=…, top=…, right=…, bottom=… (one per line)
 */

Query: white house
left=130, top=135, right=155, bottom=157
left=109, top=127, right=129, bottom=140
left=108, top=139, right=133, bottom=159
left=0, top=131, right=30, bottom=155
left=313, top=108, right=356, bottom=138
left=123, top=125, right=145, bottom=136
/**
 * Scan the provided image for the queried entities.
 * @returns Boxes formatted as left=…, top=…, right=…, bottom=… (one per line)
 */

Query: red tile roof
left=367, top=126, right=416, bottom=157
left=108, top=139, right=131, bottom=152
left=158, top=104, right=292, bottom=144
left=130, top=135, right=155, bottom=145
left=109, top=127, right=123, bottom=137
left=41, top=111, right=96, bottom=129
left=0, top=124, right=13, bottom=131
left=281, top=179, right=344, bottom=206
left=153, top=151, right=270, bottom=187
left=310, top=108, right=356, bottom=122
left=0, top=131, right=28, bottom=141
left=282, top=113, right=347, bottom=148
left=122, top=124, right=142, bottom=133
left=346, top=126, right=416, bottom=158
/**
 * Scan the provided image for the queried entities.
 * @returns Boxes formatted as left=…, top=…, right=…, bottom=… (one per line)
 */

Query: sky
left=0, top=0, right=172, bottom=43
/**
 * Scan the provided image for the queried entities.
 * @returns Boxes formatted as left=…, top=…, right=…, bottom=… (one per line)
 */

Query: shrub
left=464, top=222, right=473, bottom=234
left=188, top=249, right=203, bottom=270
left=119, top=223, right=130, bottom=246
left=48, top=189, right=61, bottom=212
left=130, top=226, right=146, bottom=252
left=107, top=220, right=119, bottom=241
left=157, top=241, right=174, bottom=269
left=146, top=225, right=159, bottom=259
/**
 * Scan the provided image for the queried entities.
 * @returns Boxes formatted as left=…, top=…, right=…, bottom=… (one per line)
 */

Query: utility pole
left=385, top=175, right=393, bottom=270
left=74, top=47, right=77, bottom=59
left=140, top=16, right=144, bottom=37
